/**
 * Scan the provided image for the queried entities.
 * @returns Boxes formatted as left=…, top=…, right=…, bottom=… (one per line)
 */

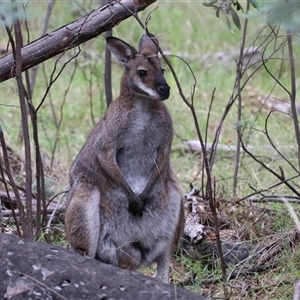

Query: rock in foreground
left=0, top=233, right=208, bottom=300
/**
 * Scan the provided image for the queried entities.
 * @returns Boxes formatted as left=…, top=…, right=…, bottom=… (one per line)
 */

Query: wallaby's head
left=106, top=33, right=170, bottom=101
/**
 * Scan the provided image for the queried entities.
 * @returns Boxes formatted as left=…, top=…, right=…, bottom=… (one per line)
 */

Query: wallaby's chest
left=115, top=106, right=166, bottom=194
left=120, top=105, right=165, bottom=148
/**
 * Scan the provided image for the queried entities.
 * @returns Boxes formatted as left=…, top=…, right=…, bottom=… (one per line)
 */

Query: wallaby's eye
left=137, top=70, right=147, bottom=77
left=162, top=68, right=166, bottom=74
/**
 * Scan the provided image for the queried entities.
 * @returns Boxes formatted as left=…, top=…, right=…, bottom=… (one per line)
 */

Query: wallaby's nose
left=158, top=84, right=170, bottom=100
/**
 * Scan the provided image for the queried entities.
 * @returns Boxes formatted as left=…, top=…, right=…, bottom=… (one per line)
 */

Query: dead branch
left=183, top=140, right=252, bottom=153
left=287, top=32, right=300, bottom=171
left=1, top=206, right=65, bottom=219
left=1, top=191, right=66, bottom=225
left=0, top=0, right=156, bottom=83
left=14, top=6, right=33, bottom=239
left=247, top=195, right=300, bottom=204
left=45, top=192, right=67, bottom=234
left=233, top=0, right=250, bottom=196
left=102, top=0, right=114, bottom=107
left=239, top=137, right=300, bottom=198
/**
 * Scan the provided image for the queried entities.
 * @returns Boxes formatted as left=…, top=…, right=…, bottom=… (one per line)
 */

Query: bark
left=0, top=233, right=208, bottom=300
left=0, top=0, right=156, bottom=83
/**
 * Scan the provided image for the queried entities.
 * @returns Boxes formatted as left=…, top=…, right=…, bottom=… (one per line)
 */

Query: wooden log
left=0, top=0, right=156, bottom=83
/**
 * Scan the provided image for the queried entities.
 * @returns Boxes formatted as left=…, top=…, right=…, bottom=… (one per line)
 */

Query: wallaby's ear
left=106, top=37, right=137, bottom=64
left=138, top=33, right=159, bottom=56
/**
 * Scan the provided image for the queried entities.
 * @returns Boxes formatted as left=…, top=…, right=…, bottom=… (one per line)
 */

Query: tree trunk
left=0, top=0, right=156, bottom=83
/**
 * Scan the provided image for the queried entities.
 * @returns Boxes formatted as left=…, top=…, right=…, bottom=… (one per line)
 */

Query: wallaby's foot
left=156, top=252, right=171, bottom=283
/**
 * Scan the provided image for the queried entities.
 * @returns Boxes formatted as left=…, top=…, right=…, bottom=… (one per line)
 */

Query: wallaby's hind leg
left=156, top=251, right=171, bottom=283
left=155, top=174, right=184, bottom=283
left=65, top=184, right=100, bottom=258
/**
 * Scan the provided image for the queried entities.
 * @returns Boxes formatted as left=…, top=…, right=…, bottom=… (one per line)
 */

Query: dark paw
left=131, top=209, right=144, bottom=217
left=129, top=199, right=144, bottom=217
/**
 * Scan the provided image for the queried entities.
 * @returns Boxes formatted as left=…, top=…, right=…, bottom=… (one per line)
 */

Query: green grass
left=1, top=1, right=300, bottom=299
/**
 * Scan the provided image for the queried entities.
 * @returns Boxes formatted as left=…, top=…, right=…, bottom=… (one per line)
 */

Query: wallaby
left=65, top=33, right=184, bottom=283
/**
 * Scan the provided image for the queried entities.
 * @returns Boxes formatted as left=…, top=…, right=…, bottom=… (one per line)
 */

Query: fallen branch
left=183, top=140, right=250, bottom=153
left=228, top=280, right=292, bottom=293
left=247, top=195, right=300, bottom=204
left=1, top=190, right=66, bottom=225
left=1, top=207, right=63, bottom=217
left=0, top=0, right=156, bottom=83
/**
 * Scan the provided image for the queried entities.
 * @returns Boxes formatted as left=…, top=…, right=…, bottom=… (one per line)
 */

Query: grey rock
left=0, top=233, right=208, bottom=300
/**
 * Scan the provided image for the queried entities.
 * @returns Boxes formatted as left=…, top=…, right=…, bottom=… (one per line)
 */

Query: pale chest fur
left=116, top=101, right=167, bottom=195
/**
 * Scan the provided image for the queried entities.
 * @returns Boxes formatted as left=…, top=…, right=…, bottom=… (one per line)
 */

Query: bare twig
left=205, top=89, right=216, bottom=171
left=287, top=32, right=300, bottom=171
left=49, top=49, right=81, bottom=168
left=239, top=135, right=300, bottom=198
left=45, top=192, right=67, bottom=234
left=260, top=35, right=289, bottom=94
left=36, top=48, right=81, bottom=113
left=77, top=57, right=102, bottom=127
left=19, top=272, right=67, bottom=300
left=265, top=110, right=300, bottom=175
left=13, top=1, right=33, bottom=238
left=102, top=0, right=113, bottom=107
left=0, top=14, right=16, bottom=57
left=235, top=173, right=300, bottom=204
left=0, top=125, right=24, bottom=236
left=232, top=0, right=250, bottom=196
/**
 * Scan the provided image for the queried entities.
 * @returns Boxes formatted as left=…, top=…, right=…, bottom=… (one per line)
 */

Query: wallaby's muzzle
left=157, top=83, right=170, bottom=100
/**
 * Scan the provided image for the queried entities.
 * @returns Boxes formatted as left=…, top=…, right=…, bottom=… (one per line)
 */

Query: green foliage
left=202, top=0, right=242, bottom=30
left=263, top=2, right=300, bottom=33
left=247, top=1, right=300, bottom=33
left=203, top=0, right=300, bottom=33
left=233, top=120, right=255, bottom=131
left=0, top=2, right=27, bottom=26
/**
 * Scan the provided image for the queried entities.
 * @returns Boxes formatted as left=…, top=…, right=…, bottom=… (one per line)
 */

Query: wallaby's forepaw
left=129, top=196, right=144, bottom=216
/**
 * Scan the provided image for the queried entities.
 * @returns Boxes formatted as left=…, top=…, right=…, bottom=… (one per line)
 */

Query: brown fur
left=65, top=34, right=184, bottom=283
